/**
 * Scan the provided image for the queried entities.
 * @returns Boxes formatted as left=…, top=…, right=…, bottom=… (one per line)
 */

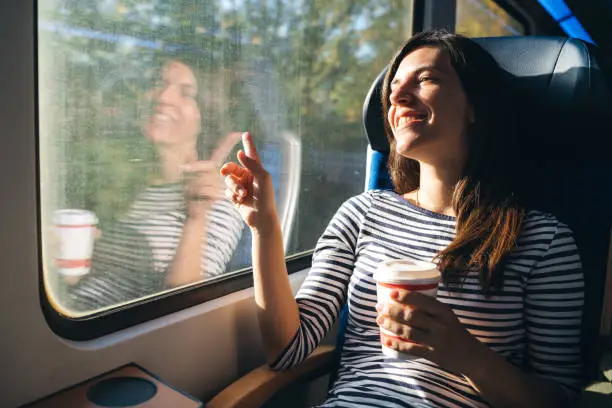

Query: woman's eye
left=418, top=76, right=435, bottom=83
left=181, top=86, right=197, bottom=98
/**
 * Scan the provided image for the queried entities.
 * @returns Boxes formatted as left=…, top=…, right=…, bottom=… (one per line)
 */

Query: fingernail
left=376, top=316, right=384, bottom=325
left=238, top=188, right=246, bottom=197
left=375, top=303, right=383, bottom=311
left=385, top=339, right=392, bottom=347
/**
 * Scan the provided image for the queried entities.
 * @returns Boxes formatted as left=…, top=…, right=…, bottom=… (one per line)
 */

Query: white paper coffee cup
left=53, top=209, right=98, bottom=276
left=374, top=258, right=441, bottom=360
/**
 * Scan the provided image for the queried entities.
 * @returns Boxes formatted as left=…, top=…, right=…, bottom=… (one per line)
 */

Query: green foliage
left=456, top=0, right=524, bottom=37
left=40, top=0, right=415, bottom=246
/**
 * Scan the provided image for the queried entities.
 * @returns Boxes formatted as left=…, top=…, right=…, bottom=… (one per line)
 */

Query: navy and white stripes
left=271, top=190, right=584, bottom=407
left=67, top=183, right=243, bottom=312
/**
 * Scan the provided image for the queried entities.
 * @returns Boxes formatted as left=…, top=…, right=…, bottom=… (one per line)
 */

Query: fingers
left=185, top=180, right=224, bottom=202
left=224, top=186, right=249, bottom=206
left=187, top=132, right=264, bottom=179
left=390, top=290, right=445, bottom=318
left=377, top=301, right=437, bottom=357
left=237, top=150, right=267, bottom=176
left=220, top=157, right=262, bottom=180
left=181, top=162, right=218, bottom=189
left=224, top=188, right=237, bottom=204
left=224, top=173, right=247, bottom=199
left=182, top=162, right=221, bottom=188
left=218, top=132, right=267, bottom=178
left=376, top=302, right=436, bottom=332
left=378, top=315, right=428, bottom=344
left=210, top=132, right=243, bottom=163
left=242, top=131, right=260, bottom=161
left=381, top=334, right=433, bottom=357
left=182, top=163, right=225, bottom=203
left=220, top=162, right=248, bottom=178
left=183, top=161, right=248, bottom=194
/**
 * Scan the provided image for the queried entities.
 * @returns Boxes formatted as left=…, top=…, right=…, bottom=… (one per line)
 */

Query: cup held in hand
left=374, top=258, right=440, bottom=360
left=54, top=209, right=98, bottom=276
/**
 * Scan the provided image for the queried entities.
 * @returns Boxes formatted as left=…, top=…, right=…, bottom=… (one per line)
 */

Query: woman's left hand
left=376, top=290, right=486, bottom=375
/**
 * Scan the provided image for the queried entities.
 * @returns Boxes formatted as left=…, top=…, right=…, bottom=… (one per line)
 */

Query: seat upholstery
left=362, top=36, right=612, bottom=383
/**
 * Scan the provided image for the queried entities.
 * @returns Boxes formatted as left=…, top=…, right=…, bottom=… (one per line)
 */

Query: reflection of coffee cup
left=374, top=258, right=441, bottom=360
left=54, top=210, right=98, bottom=276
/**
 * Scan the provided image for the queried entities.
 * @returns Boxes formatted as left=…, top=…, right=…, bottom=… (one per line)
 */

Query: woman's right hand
left=220, top=132, right=279, bottom=233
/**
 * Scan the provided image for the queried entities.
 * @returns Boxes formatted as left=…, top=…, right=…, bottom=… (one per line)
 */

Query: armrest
left=578, top=381, right=612, bottom=407
left=206, top=345, right=336, bottom=408
left=578, top=347, right=612, bottom=407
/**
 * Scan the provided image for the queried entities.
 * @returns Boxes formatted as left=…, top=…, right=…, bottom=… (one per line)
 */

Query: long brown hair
left=381, top=30, right=525, bottom=293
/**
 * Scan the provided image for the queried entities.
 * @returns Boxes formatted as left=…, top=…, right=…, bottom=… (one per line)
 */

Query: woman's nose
left=390, top=85, right=415, bottom=105
left=156, top=85, right=178, bottom=104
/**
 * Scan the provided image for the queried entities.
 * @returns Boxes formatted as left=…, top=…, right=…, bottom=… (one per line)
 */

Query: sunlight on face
left=388, top=46, right=473, bottom=165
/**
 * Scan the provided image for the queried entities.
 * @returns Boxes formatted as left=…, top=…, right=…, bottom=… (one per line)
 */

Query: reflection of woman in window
left=222, top=31, right=584, bottom=407
left=66, top=59, right=244, bottom=312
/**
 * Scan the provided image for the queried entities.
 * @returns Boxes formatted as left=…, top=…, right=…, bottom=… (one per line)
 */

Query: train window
left=38, top=0, right=413, bottom=318
left=455, top=0, right=525, bottom=37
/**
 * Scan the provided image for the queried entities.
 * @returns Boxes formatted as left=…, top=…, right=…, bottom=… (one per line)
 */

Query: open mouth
left=151, top=112, right=173, bottom=122
left=396, top=113, right=428, bottom=129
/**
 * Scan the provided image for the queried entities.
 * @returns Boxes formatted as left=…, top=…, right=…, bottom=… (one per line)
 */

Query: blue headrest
left=362, top=36, right=612, bottom=381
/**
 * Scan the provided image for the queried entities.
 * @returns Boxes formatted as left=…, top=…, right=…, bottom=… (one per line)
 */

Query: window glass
left=456, top=0, right=525, bottom=37
left=38, top=0, right=413, bottom=316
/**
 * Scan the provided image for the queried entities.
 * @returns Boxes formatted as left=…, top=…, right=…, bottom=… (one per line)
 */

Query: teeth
left=154, top=113, right=171, bottom=122
left=397, top=115, right=425, bottom=127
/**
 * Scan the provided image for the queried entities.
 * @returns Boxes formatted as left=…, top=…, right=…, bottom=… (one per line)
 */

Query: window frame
left=491, top=0, right=532, bottom=34
left=415, top=0, right=531, bottom=36
left=40, top=251, right=313, bottom=341
left=453, top=0, right=533, bottom=36
left=39, top=1, right=419, bottom=341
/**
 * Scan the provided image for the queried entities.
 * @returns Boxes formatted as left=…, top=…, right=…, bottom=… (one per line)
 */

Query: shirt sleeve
left=201, top=199, right=245, bottom=278
left=269, top=193, right=371, bottom=371
left=524, top=220, right=585, bottom=403
left=66, top=223, right=157, bottom=312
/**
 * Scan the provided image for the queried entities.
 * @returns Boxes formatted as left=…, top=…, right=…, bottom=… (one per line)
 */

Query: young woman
left=65, top=59, right=244, bottom=312
left=221, top=30, right=584, bottom=408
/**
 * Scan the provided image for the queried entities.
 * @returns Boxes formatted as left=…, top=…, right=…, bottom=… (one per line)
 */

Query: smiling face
left=143, top=61, right=201, bottom=149
left=387, top=46, right=474, bottom=165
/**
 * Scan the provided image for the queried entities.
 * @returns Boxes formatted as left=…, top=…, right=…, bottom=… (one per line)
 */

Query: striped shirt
left=67, top=183, right=243, bottom=312
left=271, top=190, right=584, bottom=407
